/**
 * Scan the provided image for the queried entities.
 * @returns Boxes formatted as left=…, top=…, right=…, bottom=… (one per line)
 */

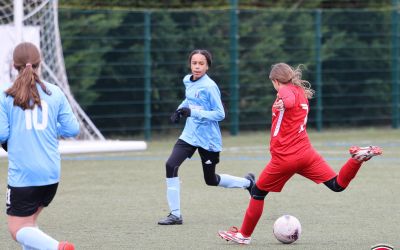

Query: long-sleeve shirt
left=178, top=74, right=225, bottom=152
left=0, top=81, right=80, bottom=187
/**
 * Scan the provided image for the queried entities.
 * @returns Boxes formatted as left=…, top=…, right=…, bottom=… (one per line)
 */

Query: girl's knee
left=204, top=178, right=219, bottom=186
left=7, top=216, right=36, bottom=242
left=165, top=161, right=179, bottom=178
left=8, top=224, right=19, bottom=241
left=204, top=173, right=220, bottom=186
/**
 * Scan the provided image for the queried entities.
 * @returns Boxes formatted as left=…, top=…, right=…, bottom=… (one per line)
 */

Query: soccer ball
left=273, top=215, right=301, bottom=244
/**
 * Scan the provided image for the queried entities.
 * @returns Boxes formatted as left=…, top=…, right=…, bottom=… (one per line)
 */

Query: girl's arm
left=0, top=93, right=10, bottom=143
left=278, top=86, right=296, bottom=109
left=57, top=92, right=80, bottom=138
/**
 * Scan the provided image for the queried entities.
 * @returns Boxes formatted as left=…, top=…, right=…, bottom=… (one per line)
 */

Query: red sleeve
left=278, top=85, right=295, bottom=109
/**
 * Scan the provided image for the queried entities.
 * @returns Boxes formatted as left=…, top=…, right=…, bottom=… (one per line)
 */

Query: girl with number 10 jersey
left=0, top=42, right=79, bottom=250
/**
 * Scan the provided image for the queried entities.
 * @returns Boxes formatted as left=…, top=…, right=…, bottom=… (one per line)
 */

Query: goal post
left=0, top=0, right=105, bottom=140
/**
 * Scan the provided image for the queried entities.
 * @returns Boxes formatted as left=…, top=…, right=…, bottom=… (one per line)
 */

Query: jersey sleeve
left=177, top=98, right=189, bottom=109
left=0, top=93, right=9, bottom=142
left=178, top=75, right=190, bottom=109
left=278, top=85, right=296, bottom=109
left=57, top=91, right=80, bottom=138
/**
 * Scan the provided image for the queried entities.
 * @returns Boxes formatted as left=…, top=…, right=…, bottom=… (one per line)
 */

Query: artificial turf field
left=0, top=128, right=399, bottom=249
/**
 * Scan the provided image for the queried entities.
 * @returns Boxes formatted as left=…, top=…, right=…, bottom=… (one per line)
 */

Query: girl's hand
left=273, top=99, right=284, bottom=111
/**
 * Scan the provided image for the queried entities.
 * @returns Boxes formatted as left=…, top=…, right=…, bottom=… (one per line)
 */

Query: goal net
left=0, top=0, right=104, bottom=140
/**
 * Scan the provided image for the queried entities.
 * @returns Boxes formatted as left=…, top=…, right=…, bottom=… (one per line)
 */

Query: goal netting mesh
left=0, top=0, right=104, bottom=140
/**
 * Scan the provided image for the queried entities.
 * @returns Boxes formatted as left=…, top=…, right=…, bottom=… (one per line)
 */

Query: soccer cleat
left=244, top=173, right=255, bottom=195
left=349, top=146, right=382, bottom=162
left=157, top=213, right=183, bottom=225
left=218, top=226, right=251, bottom=245
left=58, top=241, right=75, bottom=250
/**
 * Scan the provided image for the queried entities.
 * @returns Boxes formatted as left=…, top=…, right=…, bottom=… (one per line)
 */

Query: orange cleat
left=58, top=241, right=75, bottom=250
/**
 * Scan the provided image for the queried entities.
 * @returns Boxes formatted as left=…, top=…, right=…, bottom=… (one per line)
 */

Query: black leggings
left=165, top=139, right=221, bottom=186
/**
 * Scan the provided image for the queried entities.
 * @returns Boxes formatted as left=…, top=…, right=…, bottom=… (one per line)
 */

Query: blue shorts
left=6, top=183, right=58, bottom=217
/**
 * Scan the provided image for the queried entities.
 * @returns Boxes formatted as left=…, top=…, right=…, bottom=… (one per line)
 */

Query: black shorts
left=6, top=183, right=58, bottom=217
left=171, top=139, right=220, bottom=164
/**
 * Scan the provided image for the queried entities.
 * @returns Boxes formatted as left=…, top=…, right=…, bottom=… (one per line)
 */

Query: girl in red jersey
left=217, top=62, right=382, bottom=245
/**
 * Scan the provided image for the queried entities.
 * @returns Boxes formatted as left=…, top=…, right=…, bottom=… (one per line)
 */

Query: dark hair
left=188, top=49, right=212, bottom=67
left=6, top=42, right=50, bottom=110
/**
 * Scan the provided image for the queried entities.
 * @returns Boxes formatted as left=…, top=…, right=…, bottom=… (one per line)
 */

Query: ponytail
left=6, top=42, right=51, bottom=110
left=291, top=65, right=314, bottom=99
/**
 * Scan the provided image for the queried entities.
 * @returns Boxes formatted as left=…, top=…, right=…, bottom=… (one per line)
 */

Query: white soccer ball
left=273, top=215, right=301, bottom=244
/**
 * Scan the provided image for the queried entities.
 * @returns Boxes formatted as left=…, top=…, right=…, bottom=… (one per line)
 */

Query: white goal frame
left=0, top=0, right=104, bottom=140
left=0, top=0, right=147, bottom=153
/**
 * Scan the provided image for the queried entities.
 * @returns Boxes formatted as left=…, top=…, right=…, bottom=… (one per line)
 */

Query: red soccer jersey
left=270, top=83, right=311, bottom=156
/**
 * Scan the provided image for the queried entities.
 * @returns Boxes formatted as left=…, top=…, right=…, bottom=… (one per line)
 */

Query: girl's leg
left=6, top=184, right=72, bottom=249
left=238, top=156, right=288, bottom=238
left=198, top=147, right=254, bottom=190
left=165, top=139, right=196, bottom=179
left=217, top=184, right=269, bottom=245
left=218, top=158, right=291, bottom=244
left=322, top=158, right=363, bottom=191
left=239, top=185, right=269, bottom=237
left=301, top=146, right=382, bottom=191
left=159, top=140, right=196, bottom=225
left=336, top=145, right=382, bottom=188
left=336, top=158, right=364, bottom=188
left=9, top=208, right=59, bottom=250
left=323, top=176, right=345, bottom=192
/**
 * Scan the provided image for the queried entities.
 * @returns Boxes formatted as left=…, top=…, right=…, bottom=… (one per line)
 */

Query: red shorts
left=257, top=147, right=337, bottom=192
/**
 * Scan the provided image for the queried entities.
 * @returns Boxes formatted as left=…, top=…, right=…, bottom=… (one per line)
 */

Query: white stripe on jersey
left=273, top=109, right=285, bottom=137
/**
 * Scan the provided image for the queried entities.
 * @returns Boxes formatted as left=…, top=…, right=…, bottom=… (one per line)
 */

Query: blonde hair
left=6, top=42, right=50, bottom=110
left=269, top=63, right=314, bottom=99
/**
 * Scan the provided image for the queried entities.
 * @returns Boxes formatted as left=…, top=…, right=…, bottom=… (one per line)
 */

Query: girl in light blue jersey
left=158, top=49, right=255, bottom=225
left=0, top=42, right=79, bottom=250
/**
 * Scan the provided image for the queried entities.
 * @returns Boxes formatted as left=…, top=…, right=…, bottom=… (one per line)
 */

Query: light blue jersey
left=0, top=82, right=80, bottom=187
left=178, top=74, right=225, bottom=152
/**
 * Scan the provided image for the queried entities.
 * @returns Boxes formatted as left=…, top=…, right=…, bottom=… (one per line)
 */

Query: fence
left=59, top=6, right=400, bottom=140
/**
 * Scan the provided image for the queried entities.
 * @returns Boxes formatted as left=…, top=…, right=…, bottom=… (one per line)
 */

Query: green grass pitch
left=0, top=128, right=399, bottom=249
